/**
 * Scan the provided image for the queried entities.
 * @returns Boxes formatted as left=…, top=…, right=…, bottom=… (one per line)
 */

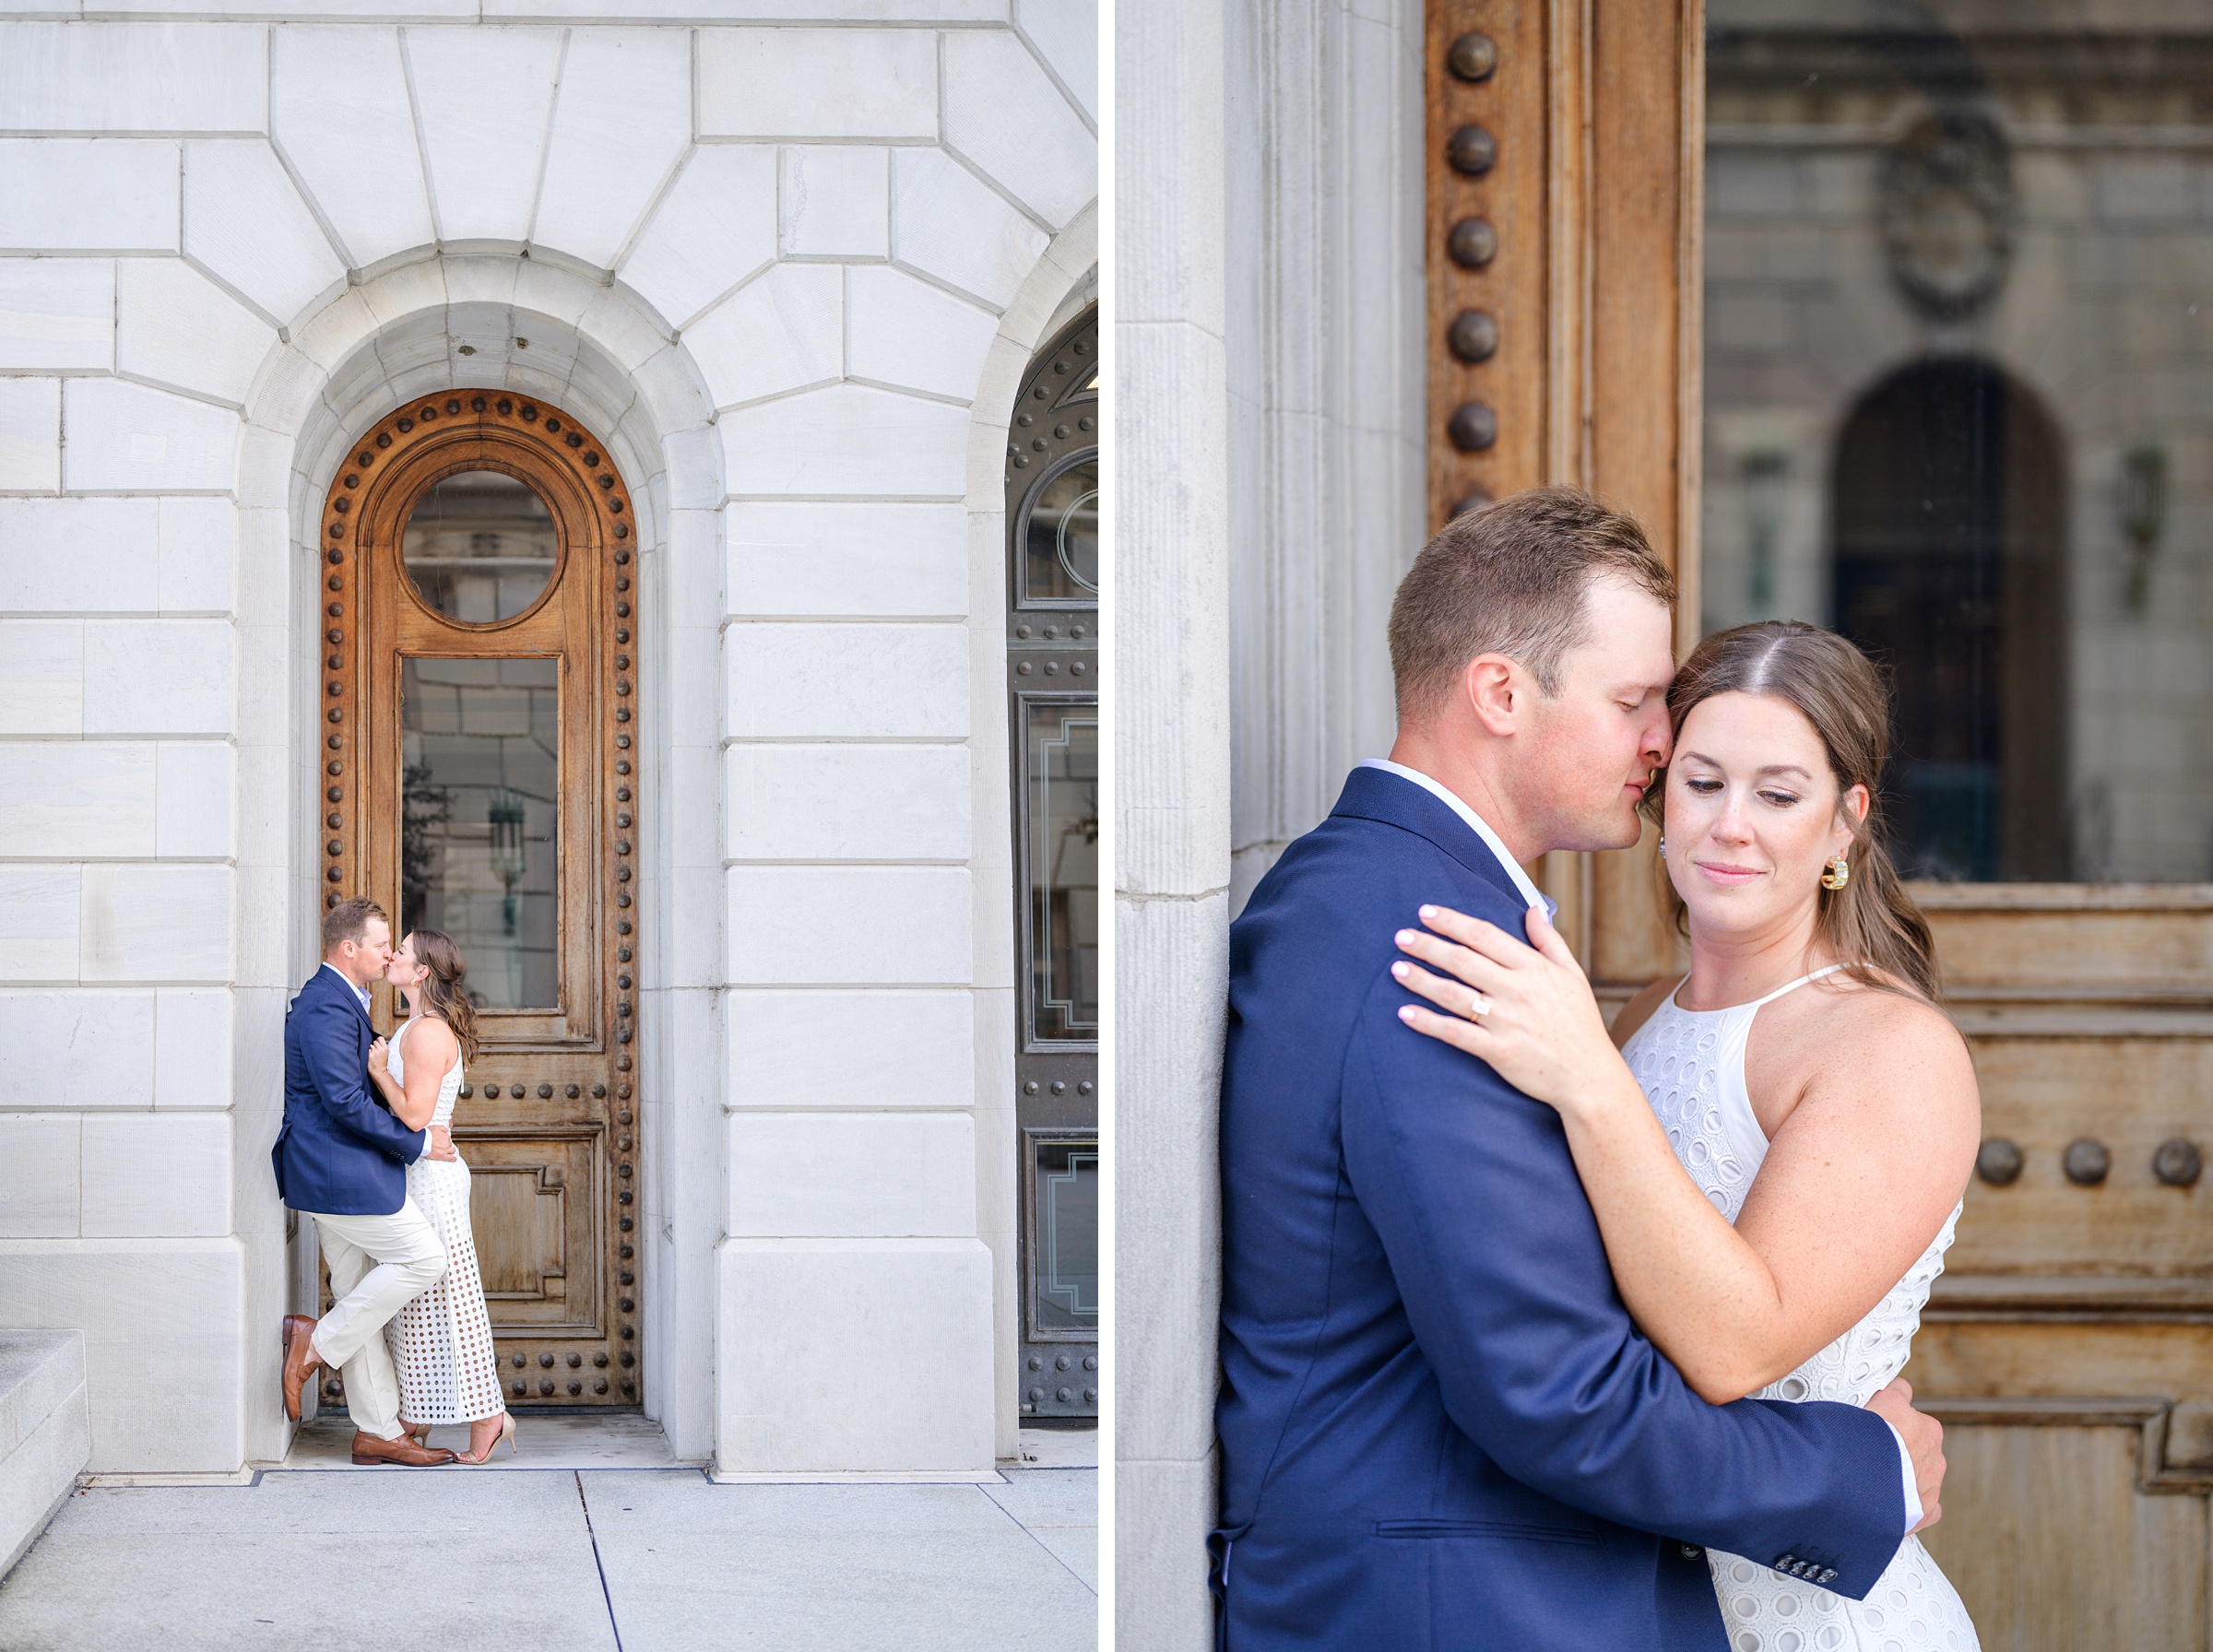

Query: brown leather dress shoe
left=350, top=1430, right=458, bottom=1467
left=281, top=1315, right=323, bottom=1422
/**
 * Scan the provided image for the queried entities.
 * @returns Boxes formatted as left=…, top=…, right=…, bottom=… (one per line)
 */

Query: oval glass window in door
left=402, top=469, right=560, bottom=623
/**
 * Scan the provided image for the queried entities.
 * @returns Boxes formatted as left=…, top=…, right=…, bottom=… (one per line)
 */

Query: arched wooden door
left=320, top=393, right=641, bottom=1409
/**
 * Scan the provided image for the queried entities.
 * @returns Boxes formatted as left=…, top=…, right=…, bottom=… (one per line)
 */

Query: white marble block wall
left=0, top=3, right=1095, bottom=1478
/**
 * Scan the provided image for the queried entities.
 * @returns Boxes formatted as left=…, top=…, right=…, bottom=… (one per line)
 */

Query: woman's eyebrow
left=1675, top=750, right=1813, bottom=781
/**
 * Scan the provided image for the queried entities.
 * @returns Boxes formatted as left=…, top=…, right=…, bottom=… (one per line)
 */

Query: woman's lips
left=1692, top=858, right=1764, bottom=883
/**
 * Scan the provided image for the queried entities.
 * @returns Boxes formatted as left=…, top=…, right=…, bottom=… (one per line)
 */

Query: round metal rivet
left=521, top=405, right=538, bottom=421
left=2154, top=1139, right=2202, bottom=1187
left=1057, top=1354, right=1071, bottom=1371
left=326, top=707, right=342, bottom=723
left=497, top=399, right=514, bottom=415
left=566, top=432, right=583, bottom=448
left=1083, top=1354, right=1097, bottom=1372
left=545, top=417, right=562, bottom=433
left=472, top=396, right=487, bottom=412
left=483, top=1084, right=500, bottom=1099
left=567, top=1084, right=580, bottom=1098
left=1449, top=309, right=1499, bottom=363
left=538, top=1082, right=552, bottom=1098
left=513, top=1353, right=527, bottom=1368
left=596, top=1354, right=609, bottom=1368
left=356, top=453, right=373, bottom=466
left=343, top=474, right=358, bottom=489
left=609, top=500, right=622, bottom=513
left=568, top=1381, right=582, bottom=1395
left=1044, top=662, right=1059, bottom=675
left=1078, top=1080, right=1093, bottom=1095
left=375, top=433, right=392, bottom=448
left=568, top=1353, right=583, bottom=1368
left=1017, top=661, right=1034, bottom=675
left=396, top=418, right=413, bottom=432
left=540, top=1352, right=555, bottom=1367
left=2064, top=1138, right=2111, bottom=1186
left=615, top=549, right=630, bottom=564
left=1028, top=1388, right=1044, bottom=1403
left=325, top=867, right=343, bottom=882
left=1051, top=1080, right=1066, bottom=1095
left=539, top=1380, right=554, bottom=1396
left=595, top=1380, right=609, bottom=1394
left=1447, top=31, right=1497, bottom=82
left=1449, top=403, right=1497, bottom=452
left=444, top=398, right=460, bottom=415
left=1448, top=124, right=1497, bottom=176
left=1072, top=662, right=1087, bottom=677
left=1453, top=491, right=1493, bottom=518
left=457, top=1086, right=471, bottom=1099
left=1057, top=1387, right=1072, bottom=1402
left=1024, top=1081, right=1039, bottom=1095
left=1027, top=1355, right=1043, bottom=1372
left=1975, top=1138, right=2023, bottom=1186
left=592, top=1084, right=607, bottom=1098
left=585, top=452, right=599, bottom=466
left=615, top=525, right=629, bottom=539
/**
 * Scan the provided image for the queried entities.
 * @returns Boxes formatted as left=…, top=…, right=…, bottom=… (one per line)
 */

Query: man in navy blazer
left=1216, top=490, right=1945, bottom=1648
left=275, top=896, right=458, bottom=1467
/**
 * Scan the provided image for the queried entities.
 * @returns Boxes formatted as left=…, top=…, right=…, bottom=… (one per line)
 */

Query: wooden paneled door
left=319, top=393, right=642, bottom=1410
left=1430, top=5, right=2213, bottom=1645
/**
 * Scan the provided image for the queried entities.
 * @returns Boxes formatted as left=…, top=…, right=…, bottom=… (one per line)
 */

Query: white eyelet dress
left=1618, top=968, right=1977, bottom=1652
left=383, top=1018, right=505, bottom=1425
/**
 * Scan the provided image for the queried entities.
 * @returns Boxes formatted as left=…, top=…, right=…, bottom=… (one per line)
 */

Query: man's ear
left=1462, top=654, right=1522, bottom=738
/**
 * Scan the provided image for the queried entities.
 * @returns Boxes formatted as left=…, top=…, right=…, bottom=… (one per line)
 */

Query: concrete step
left=0, top=1332, right=89, bottom=1582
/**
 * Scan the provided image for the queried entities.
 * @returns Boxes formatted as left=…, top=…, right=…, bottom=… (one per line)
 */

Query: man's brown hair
left=1388, top=486, right=1677, bottom=719
left=322, top=896, right=388, bottom=955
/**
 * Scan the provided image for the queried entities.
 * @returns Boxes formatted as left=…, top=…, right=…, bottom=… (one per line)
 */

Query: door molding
left=1424, top=0, right=1706, bottom=979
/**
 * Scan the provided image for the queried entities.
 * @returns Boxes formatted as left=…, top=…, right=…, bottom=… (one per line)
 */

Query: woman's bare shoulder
left=408, top=1016, right=460, bottom=1059
left=1608, top=975, right=1684, bottom=1048
left=1766, top=973, right=1976, bottom=1107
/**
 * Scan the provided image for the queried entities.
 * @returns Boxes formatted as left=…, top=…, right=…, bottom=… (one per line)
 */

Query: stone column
left=1225, top=0, right=1426, bottom=911
left=1116, top=0, right=1231, bottom=1643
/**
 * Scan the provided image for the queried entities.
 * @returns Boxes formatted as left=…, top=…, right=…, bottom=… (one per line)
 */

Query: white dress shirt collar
left=1357, top=759, right=1557, bottom=920
left=320, top=960, right=372, bottom=1011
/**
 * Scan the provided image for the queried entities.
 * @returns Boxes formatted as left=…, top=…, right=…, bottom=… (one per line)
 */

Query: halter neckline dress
left=1619, top=966, right=1978, bottom=1652
left=383, top=1015, right=504, bottom=1425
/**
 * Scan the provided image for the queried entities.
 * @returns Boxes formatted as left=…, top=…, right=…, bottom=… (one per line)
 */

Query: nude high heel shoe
left=459, top=1411, right=516, bottom=1465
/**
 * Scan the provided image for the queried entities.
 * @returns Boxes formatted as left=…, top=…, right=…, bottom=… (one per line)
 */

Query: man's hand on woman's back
left=1866, top=1378, right=1945, bottom=1532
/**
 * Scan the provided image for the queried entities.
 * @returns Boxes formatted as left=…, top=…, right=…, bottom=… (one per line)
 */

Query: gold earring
left=1820, top=855, right=1851, bottom=891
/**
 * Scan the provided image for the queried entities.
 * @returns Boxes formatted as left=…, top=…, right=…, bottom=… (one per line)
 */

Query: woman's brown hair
left=1642, top=620, right=1942, bottom=1003
left=403, top=928, right=480, bottom=1062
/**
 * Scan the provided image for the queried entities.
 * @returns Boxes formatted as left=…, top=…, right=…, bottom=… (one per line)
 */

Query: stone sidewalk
left=0, top=1434, right=1096, bottom=1652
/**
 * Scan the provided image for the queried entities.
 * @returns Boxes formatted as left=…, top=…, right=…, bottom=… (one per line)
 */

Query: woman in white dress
left=364, top=929, right=515, bottom=1464
left=1392, top=620, right=1982, bottom=1651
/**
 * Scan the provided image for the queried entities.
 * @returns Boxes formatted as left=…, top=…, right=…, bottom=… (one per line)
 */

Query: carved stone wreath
left=1879, top=108, right=2017, bottom=323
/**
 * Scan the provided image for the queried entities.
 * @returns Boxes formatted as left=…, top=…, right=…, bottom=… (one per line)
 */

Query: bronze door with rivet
left=1428, top=6, right=2213, bottom=1644
left=318, top=393, right=641, bottom=1410
left=1008, top=310, right=1100, bottom=1420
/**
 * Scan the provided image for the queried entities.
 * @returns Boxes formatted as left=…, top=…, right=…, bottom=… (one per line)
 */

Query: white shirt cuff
left=1885, top=1419, right=1923, bottom=1532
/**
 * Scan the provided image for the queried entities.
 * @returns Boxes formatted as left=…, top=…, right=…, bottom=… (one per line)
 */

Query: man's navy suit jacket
left=1214, top=766, right=1905, bottom=1649
left=272, top=965, right=425, bottom=1217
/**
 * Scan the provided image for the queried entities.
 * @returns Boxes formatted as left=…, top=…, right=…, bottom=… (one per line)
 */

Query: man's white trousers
left=307, top=1199, right=446, bottom=1440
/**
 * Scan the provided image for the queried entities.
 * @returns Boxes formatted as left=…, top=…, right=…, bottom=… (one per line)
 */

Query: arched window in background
left=1007, top=307, right=1099, bottom=1422
left=1830, top=359, right=2067, bottom=881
